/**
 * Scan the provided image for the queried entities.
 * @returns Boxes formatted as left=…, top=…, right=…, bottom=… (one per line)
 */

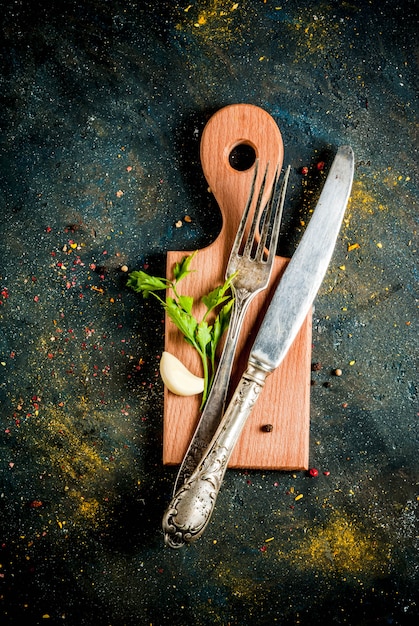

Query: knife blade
left=162, top=145, right=354, bottom=548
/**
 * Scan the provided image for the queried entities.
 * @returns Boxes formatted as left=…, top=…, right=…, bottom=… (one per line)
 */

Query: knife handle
left=162, top=362, right=270, bottom=548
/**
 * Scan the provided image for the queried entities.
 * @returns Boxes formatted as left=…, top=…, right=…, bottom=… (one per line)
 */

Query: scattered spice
left=311, top=362, right=322, bottom=371
left=261, top=423, right=273, bottom=432
left=308, top=468, right=319, bottom=477
left=316, top=161, right=325, bottom=171
left=301, top=166, right=309, bottom=175
left=333, top=368, right=342, bottom=376
left=29, top=500, right=43, bottom=508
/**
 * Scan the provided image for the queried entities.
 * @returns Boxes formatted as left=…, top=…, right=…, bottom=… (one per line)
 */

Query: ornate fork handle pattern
left=173, top=165, right=291, bottom=494
left=174, top=285, right=255, bottom=491
left=163, top=362, right=269, bottom=548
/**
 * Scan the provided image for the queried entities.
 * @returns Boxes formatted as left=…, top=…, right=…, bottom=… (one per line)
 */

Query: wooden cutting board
left=162, top=104, right=311, bottom=471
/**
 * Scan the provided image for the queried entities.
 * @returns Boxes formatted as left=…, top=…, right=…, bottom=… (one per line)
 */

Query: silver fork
left=173, top=161, right=291, bottom=494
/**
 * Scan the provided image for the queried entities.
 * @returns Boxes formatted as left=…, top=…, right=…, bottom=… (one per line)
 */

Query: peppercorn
left=333, top=368, right=342, bottom=376
left=323, top=381, right=332, bottom=388
left=261, top=424, right=273, bottom=432
left=311, top=362, right=322, bottom=371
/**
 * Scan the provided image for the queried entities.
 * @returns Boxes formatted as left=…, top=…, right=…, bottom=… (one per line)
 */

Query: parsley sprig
left=127, top=251, right=235, bottom=407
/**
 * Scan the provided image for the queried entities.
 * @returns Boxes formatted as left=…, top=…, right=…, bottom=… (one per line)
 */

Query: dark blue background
left=1, top=1, right=418, bottom=624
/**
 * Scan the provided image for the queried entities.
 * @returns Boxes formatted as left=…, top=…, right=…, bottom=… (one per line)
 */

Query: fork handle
left=173, top=286, right=257, bottom=491
left=163, top=361, right=270, bottom=548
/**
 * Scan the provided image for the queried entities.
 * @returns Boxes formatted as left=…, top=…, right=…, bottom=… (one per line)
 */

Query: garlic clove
left=159, top=351, right=204, bottom=397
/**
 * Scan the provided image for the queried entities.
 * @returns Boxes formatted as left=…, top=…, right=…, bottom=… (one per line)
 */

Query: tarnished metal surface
left=164, top=149, right=352, bottom=547
left=1, top=1, right=418, bottom=624
left=174, top=162, right=289, bottom=493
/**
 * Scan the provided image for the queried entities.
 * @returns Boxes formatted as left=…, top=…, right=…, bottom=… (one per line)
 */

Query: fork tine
left=255, top=164, right=290, bottom=263
left=242, top=162, right=270, bottom=259
left=229, top=159, right=259, bottom=259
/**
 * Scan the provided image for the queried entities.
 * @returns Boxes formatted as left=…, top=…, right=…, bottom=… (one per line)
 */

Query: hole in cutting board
left=229, top=143, right=256, bottom=171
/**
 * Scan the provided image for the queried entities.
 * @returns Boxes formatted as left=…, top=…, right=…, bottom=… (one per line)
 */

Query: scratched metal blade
left=249, top=145, right=354, bottom=372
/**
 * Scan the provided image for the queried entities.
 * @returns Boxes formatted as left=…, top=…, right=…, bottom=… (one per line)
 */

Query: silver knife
left=162, top=145, right=354, bottom=548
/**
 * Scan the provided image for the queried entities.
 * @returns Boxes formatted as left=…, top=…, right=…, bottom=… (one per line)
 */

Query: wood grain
left=162, top=104, right=312, bottom=470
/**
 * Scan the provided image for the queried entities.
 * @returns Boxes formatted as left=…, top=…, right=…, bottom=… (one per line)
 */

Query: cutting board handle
left=200, top=104, right=284, bottom=249
left=163, top=104, right=311, bottom=472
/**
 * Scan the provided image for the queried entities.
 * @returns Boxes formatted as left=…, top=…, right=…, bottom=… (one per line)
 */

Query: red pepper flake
left=308, top=468, right=319, bottom=477
left=33, top=295, right=39, bottom=302
left=29, top=500, right=43, bottom=508
left=323, top=470, right=330, bottom=476
left=316, top=161, right=325, bottom=171
left=301, top=166, right=309, bottom=175
left=259, top=545, right=267, bottom=552
left=45, top=226, right=52, bottom=233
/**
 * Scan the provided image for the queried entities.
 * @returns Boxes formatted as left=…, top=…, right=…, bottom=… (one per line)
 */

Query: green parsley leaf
left=165, top=297, right=198, bottom=346
left=196, top=321, right=212, bottom=353
left=178, top=295, right=194, bottom=314
left=212, top=299, right=234, bottom=349
left=127, top=251, right=235, bottom=407
left=173, top=250, right=198, bottom=282
left=127, top=271, right=168, bottom=297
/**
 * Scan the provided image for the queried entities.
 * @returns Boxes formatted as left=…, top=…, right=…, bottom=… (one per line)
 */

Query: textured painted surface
left=0, top=1, right=418, bottom=624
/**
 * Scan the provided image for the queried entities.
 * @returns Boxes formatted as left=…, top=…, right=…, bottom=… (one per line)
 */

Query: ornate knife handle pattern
left=163, top=363, right=270, bottom=548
